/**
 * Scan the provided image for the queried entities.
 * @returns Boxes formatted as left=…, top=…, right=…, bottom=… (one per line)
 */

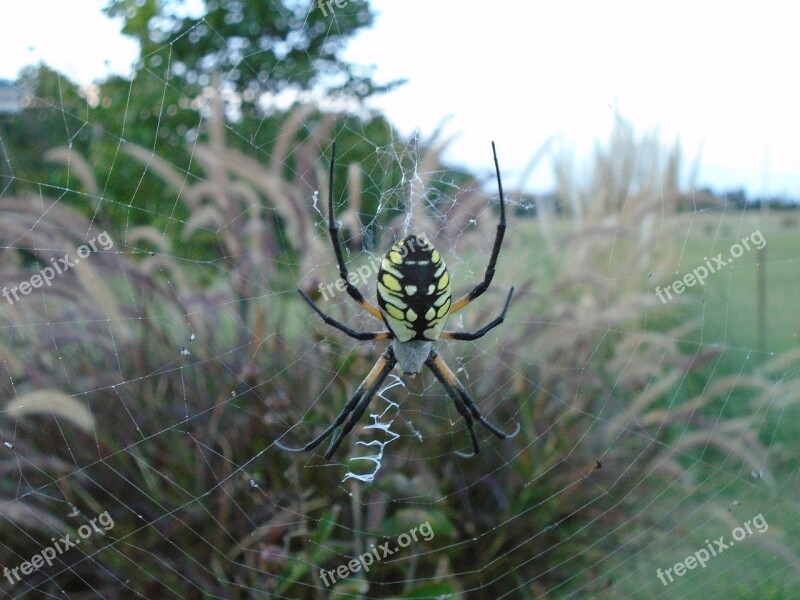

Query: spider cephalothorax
left=276, top=143, right=519, bottom=459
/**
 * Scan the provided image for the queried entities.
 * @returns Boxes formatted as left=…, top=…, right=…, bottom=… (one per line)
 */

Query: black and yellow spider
left=276, top=142, right=519, bottom=459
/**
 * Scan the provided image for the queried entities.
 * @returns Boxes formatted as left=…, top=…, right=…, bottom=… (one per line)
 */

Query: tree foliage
left=3, top=0, right=411, bottom=241
left=105, top=0, right=393, bottom=104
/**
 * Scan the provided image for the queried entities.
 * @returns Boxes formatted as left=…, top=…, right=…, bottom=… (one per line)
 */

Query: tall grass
left=1, top=108, right=796, bottom=598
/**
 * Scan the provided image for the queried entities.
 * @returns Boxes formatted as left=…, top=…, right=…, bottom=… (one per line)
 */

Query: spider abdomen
left=377, top=235, right=452, bottom=342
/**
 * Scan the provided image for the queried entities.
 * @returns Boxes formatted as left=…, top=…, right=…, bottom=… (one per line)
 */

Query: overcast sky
left=1, top=0, right=797, bottom=196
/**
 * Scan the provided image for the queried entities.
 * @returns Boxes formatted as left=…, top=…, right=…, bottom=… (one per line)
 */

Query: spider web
left=2, top=3, right=800, bottom=599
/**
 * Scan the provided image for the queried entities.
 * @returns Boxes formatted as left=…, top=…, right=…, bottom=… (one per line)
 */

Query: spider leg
left=275, top=348, right=397, bottom=457
left=324, top=353, right=397, bottom=459
left=450, top=141, right=507, bottom=315
left=450, top=388, right=480, bottom=458
left=326, top=143, right=383, bottom=322
left=425, top=349, right=519, bottom=455
left=441, top=287, right=514, bottom=341
left=298, top=289, right=391, bottom=341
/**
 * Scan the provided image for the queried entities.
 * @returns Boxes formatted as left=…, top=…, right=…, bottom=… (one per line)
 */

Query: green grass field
left=639, top=211, right=800, bottom=598
left=671, top=211, right=799, bottom=354
left=504, top=209, right=800, bottom=598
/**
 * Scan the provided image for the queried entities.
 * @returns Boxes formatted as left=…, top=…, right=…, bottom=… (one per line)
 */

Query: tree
left=5, top=1, right=404, bottom=232
left=105, top=0, right=396, bottom=109
left=1, top=66, right=92, bottom=198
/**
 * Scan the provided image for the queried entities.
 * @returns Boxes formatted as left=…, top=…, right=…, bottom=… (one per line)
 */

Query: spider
left=275, top=142, right=519, bottom=459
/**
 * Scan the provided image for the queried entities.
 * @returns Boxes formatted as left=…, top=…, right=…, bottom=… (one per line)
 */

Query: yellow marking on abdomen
left=385, top=304, right=405, bottom=321
left=382, top=273, right=402, bottom=291
left=437, top=298, right=451, bottom=318
left=434, top=292, right=450, bottom=307
left=378, top=283, right=407, bottom=309
left=381, top=259, right=403, bottom=279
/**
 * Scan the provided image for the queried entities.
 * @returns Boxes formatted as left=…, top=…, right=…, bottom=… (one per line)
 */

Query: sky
left=1, top=0, right=797, bottom=197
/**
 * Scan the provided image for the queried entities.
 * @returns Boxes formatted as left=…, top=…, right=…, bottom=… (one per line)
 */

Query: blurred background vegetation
left=1, top=1, right=799, bottom=598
